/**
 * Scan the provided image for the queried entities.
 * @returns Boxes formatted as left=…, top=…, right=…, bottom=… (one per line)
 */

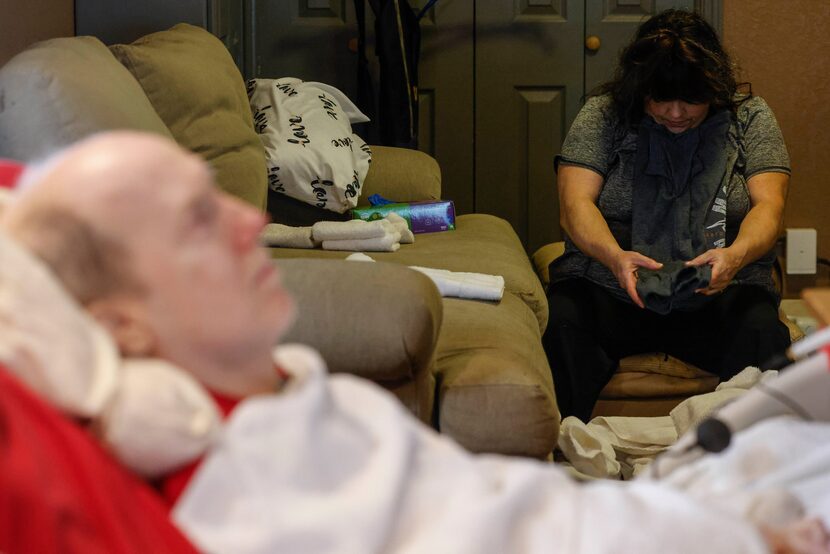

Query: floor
left=781, top=298, right=820, bottom=335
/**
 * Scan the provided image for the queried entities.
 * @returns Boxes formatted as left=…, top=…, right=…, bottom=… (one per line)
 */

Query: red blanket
left=0, top=365, right=197, bottom=553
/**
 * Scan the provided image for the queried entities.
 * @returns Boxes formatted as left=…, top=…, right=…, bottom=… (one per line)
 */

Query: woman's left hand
left=685, top=246, right=746, bottom=295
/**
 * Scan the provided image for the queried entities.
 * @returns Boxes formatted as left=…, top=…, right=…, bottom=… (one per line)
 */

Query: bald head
left=1, top=131, right=293, bottom=396
left=5, top=132, right=208, bottom=231
left=0, top=132, right=209, bottom=304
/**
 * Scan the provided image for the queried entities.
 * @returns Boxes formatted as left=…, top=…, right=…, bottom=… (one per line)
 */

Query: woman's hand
left=611, top=250, right=663, bottom=308
left=685, top=246, right=746, bottom=295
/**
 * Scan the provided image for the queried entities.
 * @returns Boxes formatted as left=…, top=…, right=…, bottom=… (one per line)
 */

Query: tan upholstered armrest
left=359, top=146, right=441, bottom=204
left=276, top=258, right=442, bottom=383
left=531, top=241, right=566, bottom=288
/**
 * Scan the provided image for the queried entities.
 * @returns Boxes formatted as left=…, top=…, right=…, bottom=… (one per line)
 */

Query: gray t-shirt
left=551, top=94, right=790, bottom=304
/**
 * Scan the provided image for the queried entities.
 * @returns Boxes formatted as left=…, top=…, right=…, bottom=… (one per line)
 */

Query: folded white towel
left=409, top=266, right=505, bottom=301
left=384, top=212, right=415, bottom=244
left=323, top=231, right=401, bottom=252
left=260, top=223, right=318, bottom=249
left=312, top=219, right=387, bottom=241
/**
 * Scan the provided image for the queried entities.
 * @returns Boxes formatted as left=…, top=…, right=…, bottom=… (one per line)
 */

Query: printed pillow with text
left=247, top=78, right=372, bottom=214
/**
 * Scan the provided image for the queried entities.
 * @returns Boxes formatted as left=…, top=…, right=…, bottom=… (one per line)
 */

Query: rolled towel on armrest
left=260, top=223, right=319, bottom=249
left=345, top=254, right=504, bottom=301
left=409, top=266, right=505, bottom=301
left=312, top=219, right=388, bottom=241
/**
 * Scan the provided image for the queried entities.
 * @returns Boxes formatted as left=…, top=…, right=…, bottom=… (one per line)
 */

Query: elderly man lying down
left=1, top=132, right=828, bottom=554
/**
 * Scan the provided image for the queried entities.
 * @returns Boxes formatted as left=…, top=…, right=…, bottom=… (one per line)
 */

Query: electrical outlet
left=786, top=228, right=817, bottom=274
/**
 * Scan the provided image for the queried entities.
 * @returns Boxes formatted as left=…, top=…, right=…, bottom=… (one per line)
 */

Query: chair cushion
left=0, top=36, right=172, bottom=161
left=531, top=241, right=565, bottom=288
left=435, top=293, right=559, bottom=458
left=358, top=146, right=441, bottom=205
left=111, top=24, right=267, bottom=210
left=269, top=214, right=549, bottom=331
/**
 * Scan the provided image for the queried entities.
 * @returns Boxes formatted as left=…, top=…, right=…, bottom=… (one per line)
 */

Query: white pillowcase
left=0, top=231, right=119, bottom=418
left=247, top=78, right=372, bottom=213
left=0, top=230, right=221, bottom=477
left=97, top=358, right=222, bottom=478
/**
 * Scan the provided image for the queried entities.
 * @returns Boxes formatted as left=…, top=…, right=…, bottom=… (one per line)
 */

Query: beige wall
left=0, top=0, right=74, bottom=66
left=724, top=1, right=830, bottom=293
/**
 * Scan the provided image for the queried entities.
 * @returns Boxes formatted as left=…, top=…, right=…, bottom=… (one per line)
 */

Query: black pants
left=542, top=278, right=791, bottom=422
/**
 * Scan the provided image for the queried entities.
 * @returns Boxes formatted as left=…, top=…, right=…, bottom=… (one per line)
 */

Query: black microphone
left=695, top=417, right=732, bottom=453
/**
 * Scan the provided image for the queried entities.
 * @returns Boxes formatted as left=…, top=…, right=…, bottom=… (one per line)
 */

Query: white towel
left=260, top=223, right=319, bottom=249
left=345, top=252, right=376, bottom=262
left=346, top=254, right=505, bottom=301
left=312, top=219, right=387, bottom=241
left=384, top=212, right=415, bottom=244
left=323, top=231, right=401, bottom=252
left=409, top=265, right=505, bottom=301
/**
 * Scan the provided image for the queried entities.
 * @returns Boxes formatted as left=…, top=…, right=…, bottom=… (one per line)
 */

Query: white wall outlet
left=786, top=228, right=817, bottom=274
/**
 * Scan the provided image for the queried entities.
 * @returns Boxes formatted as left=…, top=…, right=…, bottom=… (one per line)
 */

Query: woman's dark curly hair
left=594, top=9, right=741, bottom=129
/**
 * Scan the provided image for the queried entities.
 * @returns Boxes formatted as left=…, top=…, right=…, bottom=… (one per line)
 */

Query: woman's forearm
left=563, top=199, right=624, bottom=269
left=558, top=165, right=623, bottom=269
left=729, top=172, right=788, bottom=270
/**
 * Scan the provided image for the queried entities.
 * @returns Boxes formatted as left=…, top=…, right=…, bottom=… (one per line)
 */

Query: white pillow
left=97, top=358, right=222, bottom=478
left=247, top=78, right=372, bottom=213
left=0, top=230, right=221, bottom=477
left=0, top=231, right=119, bottom=418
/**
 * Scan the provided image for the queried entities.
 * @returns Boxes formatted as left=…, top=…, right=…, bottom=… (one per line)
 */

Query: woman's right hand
left=610, top=250, right=663, bottom=309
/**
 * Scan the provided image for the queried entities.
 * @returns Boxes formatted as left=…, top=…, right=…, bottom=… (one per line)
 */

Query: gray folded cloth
left=636, top=261, right=712, bottom=315
left=260, top=224, right=319, bottom=249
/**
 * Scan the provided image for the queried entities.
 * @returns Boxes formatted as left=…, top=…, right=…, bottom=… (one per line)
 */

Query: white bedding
left=173, top=345, right=769, bottom=554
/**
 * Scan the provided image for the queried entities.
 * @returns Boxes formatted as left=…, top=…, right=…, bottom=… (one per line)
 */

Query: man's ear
left=86, top=297, right=157, bottom=357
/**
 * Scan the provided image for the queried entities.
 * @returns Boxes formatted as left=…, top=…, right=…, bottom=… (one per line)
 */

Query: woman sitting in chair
left=543, top=9, right=791, bottom=421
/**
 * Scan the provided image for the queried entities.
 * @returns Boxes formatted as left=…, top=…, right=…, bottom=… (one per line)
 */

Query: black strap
left=417, top=0, right=438, bottom=20
left=354, top=0, right=376, bottom=141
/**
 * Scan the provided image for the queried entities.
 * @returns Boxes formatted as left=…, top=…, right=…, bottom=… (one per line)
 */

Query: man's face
left=96, top=144, right=295, bottom=369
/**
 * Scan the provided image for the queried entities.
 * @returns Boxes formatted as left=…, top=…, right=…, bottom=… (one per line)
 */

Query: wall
left=723, top=1, right=830, bottom=293
left=0, top=0, right=74, bottom=66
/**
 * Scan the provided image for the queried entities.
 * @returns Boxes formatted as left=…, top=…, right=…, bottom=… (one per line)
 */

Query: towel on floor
left=323, top=231, right=401, bottom=252
left=312, top=219, right=388, bottom=241
left=557, top=367, right=773, bottom=480
left=260, top=223, right=318, bottom=249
